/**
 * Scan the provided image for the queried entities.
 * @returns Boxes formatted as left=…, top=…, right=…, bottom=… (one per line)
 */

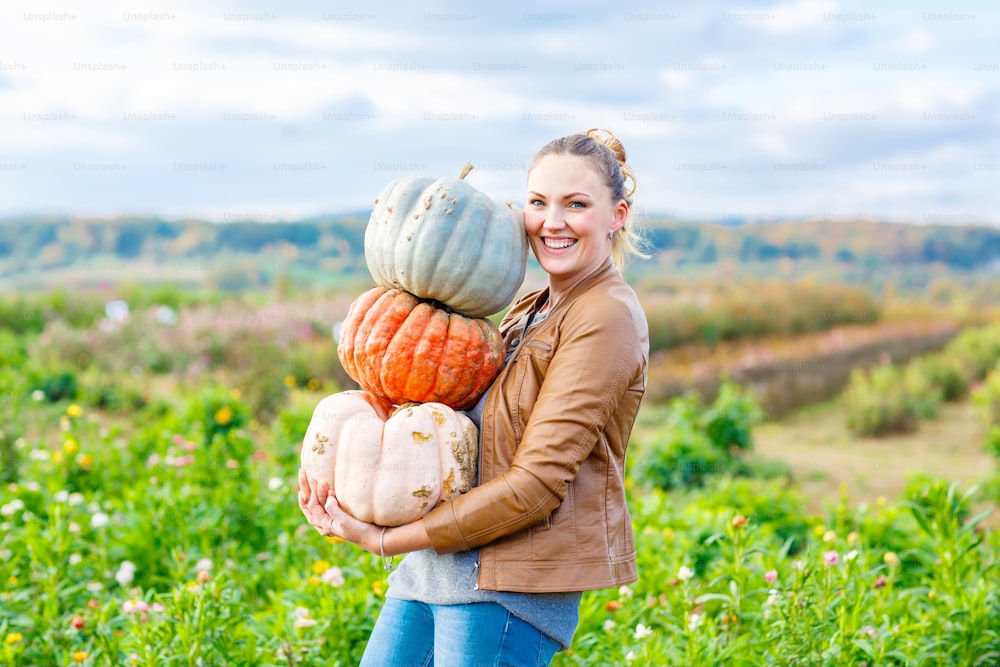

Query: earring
left=608, top=230, right=615, bottom=239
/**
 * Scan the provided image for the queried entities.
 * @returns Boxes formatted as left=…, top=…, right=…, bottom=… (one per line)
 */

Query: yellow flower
left=823, top=530, right=837, bottom=543
left=229, top=388, right=242, bottom=401
left=927, top=589, right=936, bottom=599
left=883, top=552, right=900, bottom=567
left=372, top=580, right=384, bottom=596
left=311, top=560, right=331, bottom=575
left=662, top=527, right=675, bottom=542
left=813, top=525, right=826, bottom=537
left=325, top=536, right=344, bottom=544
left=5, top=632, right=22, bottom=645
left=63, top=439, right=79, bottom=456
left=847, top=531, right=860, bottom=546
left=7, top=576, right=17, bottom=585
left=307, top=378, right=320, bottom=391
left=78, top=454, right=94, bottom=470
left=309, top=576, right=320, bottom=585
left=284, top=375, right=296, bottom=388
left=72, top=650, right=88, bottom=663
left=67, top=404, right=83, bottom=418
left=53, top=451, right=65, bottom=465
left=214, top=406, right=233, bottom=426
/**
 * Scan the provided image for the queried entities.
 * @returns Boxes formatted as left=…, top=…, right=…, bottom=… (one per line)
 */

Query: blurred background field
left=4, top=217, right=1000, bottom=663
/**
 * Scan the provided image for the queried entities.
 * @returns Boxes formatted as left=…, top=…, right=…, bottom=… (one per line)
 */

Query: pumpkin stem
left=459, top=162, right=474, bottom=180
left=392, top=402, right=423, bottom=417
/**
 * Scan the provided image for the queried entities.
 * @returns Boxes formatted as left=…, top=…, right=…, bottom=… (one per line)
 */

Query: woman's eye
left=529, top=199, right=544, bottom=207
left=569, top=201, right=586, bottom=209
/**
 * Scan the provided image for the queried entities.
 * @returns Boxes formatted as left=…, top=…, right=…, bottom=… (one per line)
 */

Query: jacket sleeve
left=422, top=285, right=647, bottom=553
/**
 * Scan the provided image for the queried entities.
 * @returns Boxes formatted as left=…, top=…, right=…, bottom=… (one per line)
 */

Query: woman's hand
left=297, top=469, right=380, bottom=554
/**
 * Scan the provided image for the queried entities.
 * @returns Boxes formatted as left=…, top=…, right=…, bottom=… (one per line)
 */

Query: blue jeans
left=358, top=598, right=561, bottom=667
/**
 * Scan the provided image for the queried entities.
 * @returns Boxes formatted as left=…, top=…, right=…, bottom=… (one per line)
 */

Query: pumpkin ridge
left=430, top=312, right=474, bottom=407
left=359, top=289, right=413, bottom=395
left=401, top=303, right=451, bottom=403
left=337, top=287, right=385, bottom=385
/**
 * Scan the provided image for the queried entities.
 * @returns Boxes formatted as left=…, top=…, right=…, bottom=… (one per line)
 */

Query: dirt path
left=751, top=398, right=999, bottom=526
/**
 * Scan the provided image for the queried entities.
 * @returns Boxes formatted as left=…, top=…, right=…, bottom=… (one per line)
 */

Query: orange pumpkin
left=300, top=390, right=478, bottom=526
left=337, top=286, right=504, bottom=411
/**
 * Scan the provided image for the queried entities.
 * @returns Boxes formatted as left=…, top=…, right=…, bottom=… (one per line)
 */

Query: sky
left=0, top=0, right=997, bottom=225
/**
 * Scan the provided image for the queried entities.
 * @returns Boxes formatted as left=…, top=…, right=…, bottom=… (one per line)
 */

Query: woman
left=299, top=128, right=650, bottom=666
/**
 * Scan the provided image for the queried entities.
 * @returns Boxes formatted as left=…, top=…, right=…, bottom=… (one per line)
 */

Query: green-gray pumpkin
left=364, top=164, right=528, bottom=318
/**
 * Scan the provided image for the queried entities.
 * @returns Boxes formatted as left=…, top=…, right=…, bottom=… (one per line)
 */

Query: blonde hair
left=529, top=128, right=650, bottom=270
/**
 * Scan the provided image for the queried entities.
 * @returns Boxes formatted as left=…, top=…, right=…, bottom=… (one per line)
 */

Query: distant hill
left=2, top=215, right=999, bottom=293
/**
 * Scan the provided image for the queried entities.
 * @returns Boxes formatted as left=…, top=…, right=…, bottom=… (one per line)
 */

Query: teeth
left=544, top=238, right=576, bottom=249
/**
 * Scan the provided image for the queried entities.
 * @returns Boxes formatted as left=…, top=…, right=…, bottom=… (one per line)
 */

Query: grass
left=751, top=396, right=998, bottom=525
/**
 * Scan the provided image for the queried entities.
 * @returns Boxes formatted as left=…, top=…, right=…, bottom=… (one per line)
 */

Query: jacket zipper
left=471, top=560, right=480, bottom=590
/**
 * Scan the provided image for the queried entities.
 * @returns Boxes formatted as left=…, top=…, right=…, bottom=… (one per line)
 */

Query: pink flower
left=320, top=566, right=345, bottom=587
left=122, top=600, right=150, bottom=614
left=823, top=550, right=839, bottom=567
left=764, top=569, right=778, bottom=584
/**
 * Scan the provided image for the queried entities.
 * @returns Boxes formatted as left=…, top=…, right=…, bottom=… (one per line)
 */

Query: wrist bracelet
left=379, top=526, right=394, bottom=572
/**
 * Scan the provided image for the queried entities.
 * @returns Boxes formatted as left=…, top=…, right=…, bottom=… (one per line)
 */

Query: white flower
left=29, top=449, right=50, bottom=462
left=0, top=548, right=11, bottom=560
left=677, top=565, right=694, bottom=581
left=91, top=512, right=110, bottom=528
left=25, top=481, right=40, bottom=492
left=633, top=623, right=653, bottom=640
left=69, top=554, right=83, bottom=565
left=32, top=389, right=46, bottom=401
left=54, top=490, right=69, bottom=503
left=86, top=582, right=104, bottom=592
left=618, top=585, right=633, bottom=598
left=625, top=651, right=636, bottom=663
left=196, top=558, right=213, bottom=572
left=120, top=561, right=137, bottom=573
left=268, top=477, right=283, bottom=491
left=293, top=606, right=318, bottom=628
left=115, top=568, right=135, bottom=586
left=688, top=612, right=703, bottom=631
left=68, top=522, right=81, bottom=534
left=21, top=511, right=34, bottom=522
left=845, top=549, right=859, bottom=562
left=68, top=492, right=84, bottom=506
left=1, top=499, right=24, bottom=516
left=603, top=620, right=616, bottom=632
left=320, top=566, right=344, bottom=587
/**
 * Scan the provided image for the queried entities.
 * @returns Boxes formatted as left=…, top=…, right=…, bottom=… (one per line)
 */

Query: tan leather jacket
left=423, top=260, right=649, bottom=592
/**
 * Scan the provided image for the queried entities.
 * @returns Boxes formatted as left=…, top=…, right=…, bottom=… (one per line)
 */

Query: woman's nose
left=542, top=206, right=565, bottom=228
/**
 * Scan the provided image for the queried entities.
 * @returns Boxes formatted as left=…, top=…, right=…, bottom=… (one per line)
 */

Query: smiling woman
left=299, top=129, right=652, bottom=666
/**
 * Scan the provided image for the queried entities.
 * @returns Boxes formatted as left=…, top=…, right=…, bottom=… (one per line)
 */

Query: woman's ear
left=611, top=199, right=629, bottom=233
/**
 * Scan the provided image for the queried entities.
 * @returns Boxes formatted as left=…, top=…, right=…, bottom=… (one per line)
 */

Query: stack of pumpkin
left=300, top=164, right=528, bottom=526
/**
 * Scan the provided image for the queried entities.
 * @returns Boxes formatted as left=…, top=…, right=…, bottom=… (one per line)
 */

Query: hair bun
left=584, top=128, right=627, bottom=165
left=584, top=127, right=635, bottom=203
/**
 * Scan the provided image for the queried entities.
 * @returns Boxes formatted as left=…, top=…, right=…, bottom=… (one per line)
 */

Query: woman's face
left=525, top=154, right=627, bottom=285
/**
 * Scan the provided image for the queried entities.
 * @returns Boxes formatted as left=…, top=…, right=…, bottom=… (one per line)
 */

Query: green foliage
left=972, top=365, right=1000, bottom=467
left=34, top=368, right=80, bottom=403
left=842, top=364, right=922, bottom=437
left=944, top=323, right=1000, bottom=382
left=632, top=382, right=764, bottom=490
left=909, top=352, right=969, bottom=401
